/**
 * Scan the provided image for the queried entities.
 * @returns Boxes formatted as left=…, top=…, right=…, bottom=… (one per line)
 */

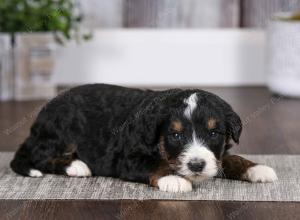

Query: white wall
left=53, top=29, right=266, bottom=87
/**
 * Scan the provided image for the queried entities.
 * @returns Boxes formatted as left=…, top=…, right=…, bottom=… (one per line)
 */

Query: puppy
left=11, top=84, right=277, bottom=192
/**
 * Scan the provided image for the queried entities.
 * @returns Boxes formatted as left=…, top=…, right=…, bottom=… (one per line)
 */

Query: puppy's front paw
left=244, top=165, right=278, bottom=183
left=157, top=175, right=192, bottom=192
left=66, top=160, right=92, bottom=177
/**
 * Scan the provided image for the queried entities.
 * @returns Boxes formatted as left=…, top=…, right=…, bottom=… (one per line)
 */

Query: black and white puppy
left=11, top=84, right=277, bottom=192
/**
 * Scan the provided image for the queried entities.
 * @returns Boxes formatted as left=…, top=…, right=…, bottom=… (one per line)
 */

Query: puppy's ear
left=132, top=89, right=182, bottom=147
left=225, top=109, right=242, bottom=144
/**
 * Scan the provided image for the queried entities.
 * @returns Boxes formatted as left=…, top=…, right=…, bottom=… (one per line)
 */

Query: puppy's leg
left=120, top=153, right=192, bottom=192
left=221, top=155, right=277, bottom=182
left=37, top=155, right=92, bottom=177
left=11, top=137, right=92, bottom=177
left=45, top=144, right=92, bottom=177
left=149, top=163, right=192, bottom=193
left=11, top=137, right=75, bottom=177
left=65, top=159, right=92, bottom=177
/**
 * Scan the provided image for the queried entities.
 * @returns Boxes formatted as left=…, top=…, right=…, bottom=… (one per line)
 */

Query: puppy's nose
left=187, top=160, right=206, bottom=172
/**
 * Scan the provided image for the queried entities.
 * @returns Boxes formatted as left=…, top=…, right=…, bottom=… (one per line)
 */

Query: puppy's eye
left=170, top=133, right=183, bottom=140
left=209, top=131, right=219, bottom=138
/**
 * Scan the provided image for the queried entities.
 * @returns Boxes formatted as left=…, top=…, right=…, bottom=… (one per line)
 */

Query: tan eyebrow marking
left=207, top=118, right=217, bottom=130
left=171, top=120, right=183, bottom=132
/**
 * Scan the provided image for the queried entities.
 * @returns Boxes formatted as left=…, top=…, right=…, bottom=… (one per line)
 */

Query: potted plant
left=0, top=0, right=90, bottom=100
left=267, top=11, right=300, bottom=97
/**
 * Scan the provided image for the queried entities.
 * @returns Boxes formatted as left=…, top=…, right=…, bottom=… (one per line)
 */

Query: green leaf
left=0, top=0, right=91, bottom=44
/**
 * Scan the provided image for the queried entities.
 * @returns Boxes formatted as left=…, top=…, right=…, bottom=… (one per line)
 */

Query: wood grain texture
left=0, top=200, right=299, bottom=220
left=0, top=100, right=46, bottom=151
left=0, top=87, right=300, bottom=219
left=123, top=0, right=239, bottom=28
left=0, top=200, right=120, bottom=220
left=79, top=0, right=123, bottom=28
left=120, top=200, right=300, bottom=220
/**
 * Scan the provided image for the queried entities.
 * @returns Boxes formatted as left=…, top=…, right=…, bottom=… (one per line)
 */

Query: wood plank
left=0, top=100, right=45, bottom=151
left=79, top=0, right=123, bottom=28
left=0, top=200, right=120, bottom=220
left=121, top=200, right=300, bottom=220
left=0, top=200, right=299, bottom=220
left=123, top=0, right=239, bottom=27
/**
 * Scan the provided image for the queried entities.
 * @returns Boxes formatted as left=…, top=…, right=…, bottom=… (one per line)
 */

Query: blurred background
left=1, top=0, right=300, bottom=100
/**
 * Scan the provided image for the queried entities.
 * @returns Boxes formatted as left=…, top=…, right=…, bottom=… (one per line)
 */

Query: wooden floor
left=0, top=87, right=299, bottom=220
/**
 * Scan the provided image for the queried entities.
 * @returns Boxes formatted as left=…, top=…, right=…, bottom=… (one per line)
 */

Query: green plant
left=0, top=0, right=91, bottom=43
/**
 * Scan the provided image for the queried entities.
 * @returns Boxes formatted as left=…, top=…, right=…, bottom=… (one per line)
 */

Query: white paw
left=66, top=160, right=92, bottom=177
left=157, top=175, right=193, bottom=193
left=29, top=169, right=43, bottom=177
left=244, top=165, right=278, bottom=183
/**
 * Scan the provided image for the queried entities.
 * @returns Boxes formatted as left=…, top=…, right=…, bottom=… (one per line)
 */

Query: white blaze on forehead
left=184, top=93, right=198, bottom=119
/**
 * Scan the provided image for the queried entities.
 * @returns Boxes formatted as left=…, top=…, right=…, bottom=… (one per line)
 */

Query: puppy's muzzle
left=187, top=159, right=206, bottom=173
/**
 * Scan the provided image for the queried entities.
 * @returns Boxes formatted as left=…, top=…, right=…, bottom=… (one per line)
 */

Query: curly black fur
left=10, top=84, right=242, bottom=184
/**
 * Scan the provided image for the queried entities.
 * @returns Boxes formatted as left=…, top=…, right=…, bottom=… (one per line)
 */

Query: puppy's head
left=158, top=91, right=242, bottom=182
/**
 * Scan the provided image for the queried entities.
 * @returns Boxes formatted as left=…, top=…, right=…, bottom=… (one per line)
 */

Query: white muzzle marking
left=177, top=135, right=218, bottom=183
